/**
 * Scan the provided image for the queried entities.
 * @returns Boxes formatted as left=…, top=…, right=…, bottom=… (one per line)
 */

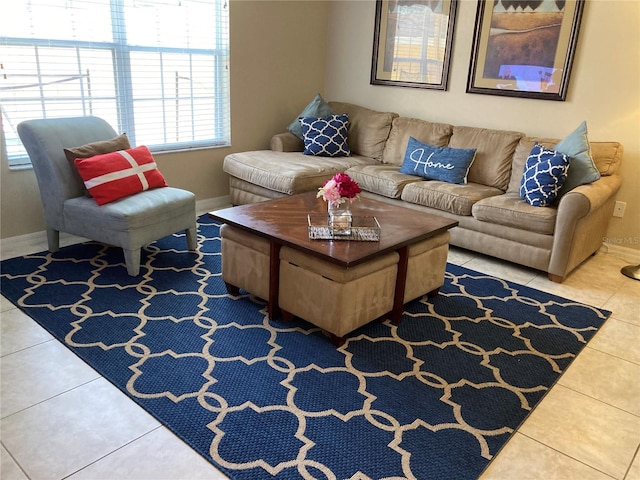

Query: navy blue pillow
left=299, top=114, right=351, bottom=157
left=399, top=137, right=476, bottom=184
left=520, top=143, right=570, bottom=207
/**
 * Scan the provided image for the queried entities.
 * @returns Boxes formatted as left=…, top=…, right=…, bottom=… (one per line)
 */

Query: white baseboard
left=601, top=243, right=640, bottom=264
left=196, top=195, right=231, bottom=215
left=1, top=195, right=231, bottom=260
left=6, top=196, right=636, bottom=266
left=0, top=230, right=88, bottom=260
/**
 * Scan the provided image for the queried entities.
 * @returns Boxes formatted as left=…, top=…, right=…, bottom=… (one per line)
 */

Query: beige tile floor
left=1, top=233, right=639, bottom=480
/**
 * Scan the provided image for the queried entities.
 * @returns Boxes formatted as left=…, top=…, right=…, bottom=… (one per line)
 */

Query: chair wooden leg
left=186, top=227, right=197, bottom=251
left=46, top=228, right=60, bottom=253
left=123, top=248, right=141, bottom=276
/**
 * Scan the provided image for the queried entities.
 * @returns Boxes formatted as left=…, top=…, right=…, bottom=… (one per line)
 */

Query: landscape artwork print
left=467, top=0, right=584, bottom=101
left=371, top=0, right=457, bottom=90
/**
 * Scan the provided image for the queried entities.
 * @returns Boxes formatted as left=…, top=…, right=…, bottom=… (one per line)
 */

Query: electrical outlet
left=613, top=201, right=626, bottom=218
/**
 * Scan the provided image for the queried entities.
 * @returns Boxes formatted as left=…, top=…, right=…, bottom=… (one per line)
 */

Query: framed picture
left=467, top=0, right=585, bottom=101
left=371, top=0, right=458, bottom=90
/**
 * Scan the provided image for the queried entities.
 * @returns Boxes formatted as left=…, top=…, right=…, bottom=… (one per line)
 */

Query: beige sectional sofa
left=223, top=101, right=623, bottom=282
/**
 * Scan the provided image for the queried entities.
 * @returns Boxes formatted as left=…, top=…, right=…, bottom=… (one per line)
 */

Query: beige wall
left=4, top=0, right=639, bottom=253
left=324, top=0, right=640, bottom=251
left=0, top=0, right=329, bottom=239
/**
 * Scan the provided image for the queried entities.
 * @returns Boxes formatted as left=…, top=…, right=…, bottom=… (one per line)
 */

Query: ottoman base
left=278, top=246, right=399, bottom=340
left=220, top=224, right=270, bottom=301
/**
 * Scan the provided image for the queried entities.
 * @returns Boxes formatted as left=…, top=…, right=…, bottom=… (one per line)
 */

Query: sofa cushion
left=382, top=117, right=453, bottom=165
left=507, top=137, right=559, bottom=193
left=399, top=137, right=476, bottom=185
left=472, top=192, right=557, bottom=235
left=401, top=180, right=503, bottom=216
left=554, top=122, right=601, bottom=199
left=345, top=164, right=423, bottom=199
left=520, top=143, right=569, bottom=207
left=591, top=142, right=623, bottom=176
left=223, top=150, right=377, bottom=195
left=328, top=101, right=397, bottom=161
left=448, top=126, right=524, bottom=191
left=271, top=132, right=305, bottom=152
left=287, top=93, right=335, bottom=140
left=300, top=114, right=351, bottom=157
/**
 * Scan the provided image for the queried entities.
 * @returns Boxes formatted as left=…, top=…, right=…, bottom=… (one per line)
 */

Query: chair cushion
left=63, top=187, right=195, bottom=232
left=74, top=145, right=167, bottom=205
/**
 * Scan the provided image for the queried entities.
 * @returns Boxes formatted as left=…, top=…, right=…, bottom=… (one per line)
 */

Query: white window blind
left=1, top=0, right=230, bottom=168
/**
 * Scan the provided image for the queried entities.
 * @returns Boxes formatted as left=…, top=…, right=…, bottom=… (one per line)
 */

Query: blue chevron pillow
left=300, top=114, right=351, bottom=157
left=520, top=143, right=570, bottom=207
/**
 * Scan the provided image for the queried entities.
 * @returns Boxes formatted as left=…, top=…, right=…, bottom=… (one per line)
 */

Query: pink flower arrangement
left=317, top=172, right=361, bottom=207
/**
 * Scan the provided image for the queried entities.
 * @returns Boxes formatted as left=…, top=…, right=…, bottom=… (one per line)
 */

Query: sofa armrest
left=548, top=175, right=622, bottom=281
left=270, top=132, right=304, bottom=152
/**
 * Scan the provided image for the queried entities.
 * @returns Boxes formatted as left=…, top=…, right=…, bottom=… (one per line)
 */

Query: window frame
left=1, top=0, right=230, bottom=169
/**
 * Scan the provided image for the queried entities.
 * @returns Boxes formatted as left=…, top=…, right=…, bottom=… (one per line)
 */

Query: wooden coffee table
left=209, top=192, right=457, bottom=328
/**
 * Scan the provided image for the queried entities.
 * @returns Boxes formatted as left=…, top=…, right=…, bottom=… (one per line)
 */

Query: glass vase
left=328, top=201, right=352, bottom=236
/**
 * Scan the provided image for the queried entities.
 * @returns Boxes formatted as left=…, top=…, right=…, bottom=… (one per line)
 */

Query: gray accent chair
left=17, top=116, right=198, bottom=276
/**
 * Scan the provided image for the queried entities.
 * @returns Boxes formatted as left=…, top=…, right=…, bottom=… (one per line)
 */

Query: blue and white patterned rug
left=0, top=215, right=610, bottom=479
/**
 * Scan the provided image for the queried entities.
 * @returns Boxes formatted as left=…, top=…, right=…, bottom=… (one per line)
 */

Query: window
left=1, top=0, right=230, bottom=168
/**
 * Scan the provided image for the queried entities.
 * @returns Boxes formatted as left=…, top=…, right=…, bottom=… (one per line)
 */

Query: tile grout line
left=515, top=432, right=620, bottom=480
left=585, top=343, right=640, bottom=367
left=623, top=444, right=640, bottom=480
left=1, top=337, right=56, bottom=359
left=0, top=439, right=32, bottom=480
left=0, top=377, right=103, bottom=422
left=59, top=425, right=166, bottom=480
left=555, top=379, right=640, bottom=419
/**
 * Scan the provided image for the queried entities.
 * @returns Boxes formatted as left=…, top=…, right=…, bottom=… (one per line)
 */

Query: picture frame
left=467, top=0, right=585, bottom=101
left=371, top=0, right=458, bottom=90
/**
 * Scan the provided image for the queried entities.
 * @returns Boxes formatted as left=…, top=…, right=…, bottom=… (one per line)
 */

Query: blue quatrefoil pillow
left=520, top=143, right=570, bottom=207
left=299, top=114, right=351, bottom=157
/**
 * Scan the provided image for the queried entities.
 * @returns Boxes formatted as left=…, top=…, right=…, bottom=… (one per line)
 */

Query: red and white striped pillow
left=74, top=145, right=167, bottom=205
